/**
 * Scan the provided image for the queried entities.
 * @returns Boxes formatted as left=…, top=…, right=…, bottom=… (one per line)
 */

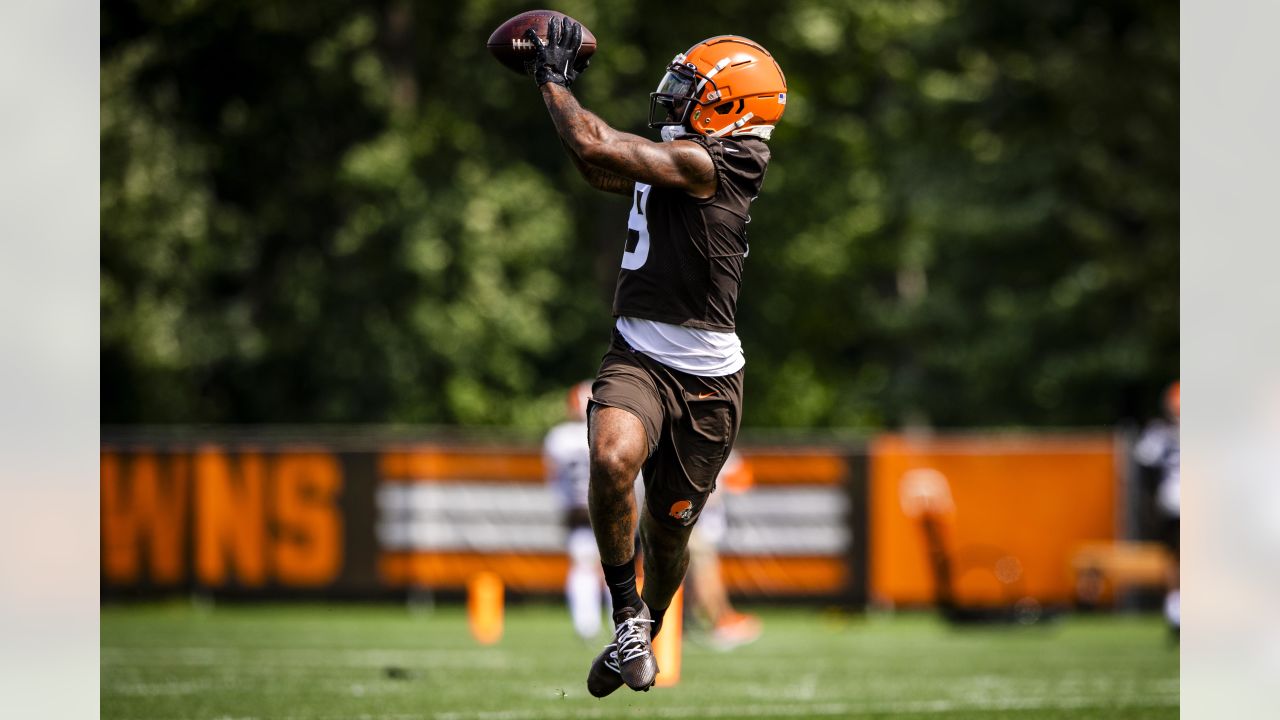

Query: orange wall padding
left=379, top=552, right=845, bottom=595
left=869, top=434, right=1117, bottom=606
left=377, top=447, right=848, bottom=486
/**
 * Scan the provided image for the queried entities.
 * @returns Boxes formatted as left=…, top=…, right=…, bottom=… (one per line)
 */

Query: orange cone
left=467, top=572, right=504, bottom=645
left=653, top=585, right=683, bottom=687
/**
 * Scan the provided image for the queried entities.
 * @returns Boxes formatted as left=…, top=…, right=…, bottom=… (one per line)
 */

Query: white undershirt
left=616, top=316, right=745, bottom=376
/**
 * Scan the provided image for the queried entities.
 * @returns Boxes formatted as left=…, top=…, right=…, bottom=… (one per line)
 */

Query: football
left=486, top=9, right=597, bottom=75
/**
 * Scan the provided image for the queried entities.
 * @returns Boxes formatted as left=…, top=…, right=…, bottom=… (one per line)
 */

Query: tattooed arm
left=539, top=83, right=716, bottom=199
left=560, top=139, right=634, bottom=195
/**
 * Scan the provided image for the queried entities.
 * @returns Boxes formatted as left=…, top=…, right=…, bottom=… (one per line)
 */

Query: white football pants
left=566, top=526, right=610, bottom=639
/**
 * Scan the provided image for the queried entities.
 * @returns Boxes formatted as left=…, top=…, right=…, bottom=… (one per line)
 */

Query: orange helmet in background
left=649, top=36, right=787, bottom=140
left=566, top=380, right=593, bottom=422
left=718, top=451, right=755, bottom=494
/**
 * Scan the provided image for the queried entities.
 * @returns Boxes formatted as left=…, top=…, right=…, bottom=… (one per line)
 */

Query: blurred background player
left=686, top=450, right=762, bottom=649
left=1134, top=380, right=1180, bottom=636
left=545, top=381, right=610, bottom=641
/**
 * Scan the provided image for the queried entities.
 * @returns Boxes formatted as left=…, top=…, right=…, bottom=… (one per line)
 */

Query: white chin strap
left=731, top=124, right=774, bottom=140
left=710, top=113, right=775, bottom=140
left=660, top=125, right=690, bottom=143
left=709, top=112, right=753, bottom=136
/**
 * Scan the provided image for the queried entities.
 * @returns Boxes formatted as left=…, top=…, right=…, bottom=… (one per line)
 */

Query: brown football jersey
left=611, top=134, right=770, bottom=332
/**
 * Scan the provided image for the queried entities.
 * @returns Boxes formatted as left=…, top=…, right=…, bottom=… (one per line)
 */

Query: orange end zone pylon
left=653, top=585, right=683, bottom=687
left=467, top=571, right=504, bottom=645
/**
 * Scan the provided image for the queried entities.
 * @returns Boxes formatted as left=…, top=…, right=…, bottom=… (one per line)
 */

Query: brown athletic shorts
left=590, top=328, right=744, bottom=528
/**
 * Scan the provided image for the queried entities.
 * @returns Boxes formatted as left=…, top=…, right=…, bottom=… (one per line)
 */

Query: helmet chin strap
left=663, top=122, right=773, bottom=142
left=733, top=124, right=774, bottom=140
left=660, top=125, right=690, bottom=142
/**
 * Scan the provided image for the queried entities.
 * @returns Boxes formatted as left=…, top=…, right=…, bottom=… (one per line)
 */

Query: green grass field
left=102, top=603, right=1178, bottom=720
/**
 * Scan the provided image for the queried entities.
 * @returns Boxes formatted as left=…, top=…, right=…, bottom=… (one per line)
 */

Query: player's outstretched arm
left=540, top=84, right=716, bottom=198
left=524, top=17, right=715, bottom=198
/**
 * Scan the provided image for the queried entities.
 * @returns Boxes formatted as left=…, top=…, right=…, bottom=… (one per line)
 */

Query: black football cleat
left=586, top=643, right=624, bottom=698
left=612, top=604, right=658, bottom=691
left=585, top=604, right=659, bottom=696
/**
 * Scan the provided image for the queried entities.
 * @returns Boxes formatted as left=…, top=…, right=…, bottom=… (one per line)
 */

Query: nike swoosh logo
left=696, top=392, right=716, bottom=399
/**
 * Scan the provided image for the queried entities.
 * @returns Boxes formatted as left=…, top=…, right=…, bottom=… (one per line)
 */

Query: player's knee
left=590, top=444, right=641, bottom=488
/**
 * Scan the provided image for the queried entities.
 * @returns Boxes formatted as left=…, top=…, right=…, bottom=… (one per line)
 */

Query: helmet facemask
left=648, top=55, right=719, bottom=134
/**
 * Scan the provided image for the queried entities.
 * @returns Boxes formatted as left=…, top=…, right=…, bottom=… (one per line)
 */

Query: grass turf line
left=102, top=603, right=1178, bottom=720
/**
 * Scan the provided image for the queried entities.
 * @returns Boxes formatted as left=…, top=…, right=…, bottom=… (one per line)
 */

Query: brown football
left=486, top=9, right=597, bottom=75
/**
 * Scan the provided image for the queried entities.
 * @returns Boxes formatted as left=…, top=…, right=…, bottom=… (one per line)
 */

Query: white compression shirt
left=616, top=316, right=745, bottom=376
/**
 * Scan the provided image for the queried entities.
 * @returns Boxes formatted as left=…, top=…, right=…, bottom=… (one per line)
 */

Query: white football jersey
left=544, top=420, right=590, bottom=511
left=1135, top=421, right=1180, bottom=517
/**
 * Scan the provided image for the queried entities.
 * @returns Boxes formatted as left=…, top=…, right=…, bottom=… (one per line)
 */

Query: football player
left=544, top=381, right=610, bottom=641
left=1135, top=381, right=1180, bottom=636
left=524, top=19, right=786, bottom=695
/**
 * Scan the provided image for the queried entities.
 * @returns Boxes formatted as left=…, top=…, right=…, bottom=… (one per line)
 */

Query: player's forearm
left=540, top=83, right=617, bottom=164
left=559, top=139, right=632, bottom=195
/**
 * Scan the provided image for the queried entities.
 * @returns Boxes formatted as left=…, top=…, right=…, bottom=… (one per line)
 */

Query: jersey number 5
left=621, top=183, right=651, bottom=270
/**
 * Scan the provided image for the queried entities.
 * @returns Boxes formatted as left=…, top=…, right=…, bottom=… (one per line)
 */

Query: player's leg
left=687, top=498, right=730, bottom=625
left=687, top=509, right=762, bottom=649
left=586, top=339, right=663, bottom=617
left=583, top=404, right=660, bottom=691
left=1163, top=516, right=1180, bottom=638
left=642, top=366, right=744, bottom=637
left=585, top=406, right=658, bottom=694
left=587, top=406, right=646, bottom=566
left=639, top=505, right=694, bottom=635
left=686, top=526, right=724, bottom=624
left=588, top=406, right=647, bottom=593
left=566, top=525, right=604, bottom=640
left=583, top=348, right=665, bottom=696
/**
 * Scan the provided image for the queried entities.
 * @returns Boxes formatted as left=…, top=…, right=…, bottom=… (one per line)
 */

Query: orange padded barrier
left=869, top=434, right=1117, bottom=606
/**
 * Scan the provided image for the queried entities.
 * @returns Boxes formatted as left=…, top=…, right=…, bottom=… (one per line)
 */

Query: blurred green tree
left=101, top=0, right=1177, bottom=429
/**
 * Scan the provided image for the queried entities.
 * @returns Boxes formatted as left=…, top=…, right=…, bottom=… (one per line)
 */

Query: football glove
left=525, top=17, right=589, bottom=87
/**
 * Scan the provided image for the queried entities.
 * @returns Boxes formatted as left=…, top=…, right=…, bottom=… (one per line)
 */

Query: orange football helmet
left=649, top=36, right=787, bottom=140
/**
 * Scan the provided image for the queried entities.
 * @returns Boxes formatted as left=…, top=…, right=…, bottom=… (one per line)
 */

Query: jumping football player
left=524, top=19, right=787, bottom=695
